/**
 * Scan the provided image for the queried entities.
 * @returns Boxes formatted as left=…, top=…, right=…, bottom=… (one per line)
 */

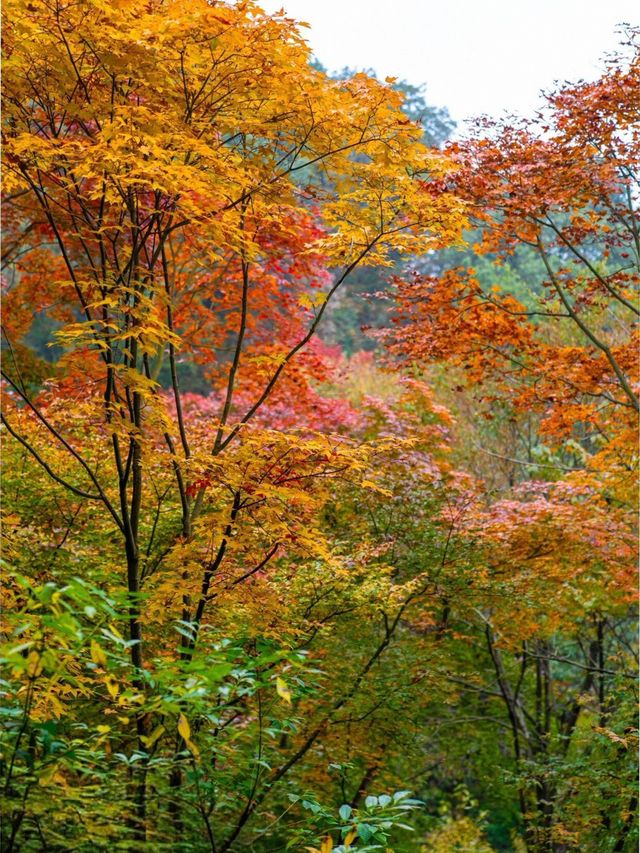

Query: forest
left=1, top=2, right=638, bottom=851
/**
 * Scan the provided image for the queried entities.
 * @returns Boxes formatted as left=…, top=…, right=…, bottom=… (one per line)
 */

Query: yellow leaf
left=298, top=290, right=327, bottom=309
left=361, top=479, right=393, bottom=497
left=276, top=676, right=292, bottom=705
left=105, top=676, right=119, bottom=698
left=38, top=764, right=58, bottom=786
left=178, top=713, right=200, bottom=759
left=27, top=652, right=43, bottom=678
left=344, top=828, right=358, bottom=847
left=320, top=837, right=333, bottom=853
left=108, top=623, right=123, bottom=640
left=38, top=765, right=67, bottom=787
left=178, top=713, right=191, bottom=741
left=141, top=724, right=165, bottom=748
left=90, top=640, right=107, bottom=667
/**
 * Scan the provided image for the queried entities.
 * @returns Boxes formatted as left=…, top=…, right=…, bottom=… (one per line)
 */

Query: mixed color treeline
left=1, top=2, right=638, bottom=851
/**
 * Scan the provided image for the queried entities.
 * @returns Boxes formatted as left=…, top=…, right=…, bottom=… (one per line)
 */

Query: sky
left=260, top=0, right=638, bottom=129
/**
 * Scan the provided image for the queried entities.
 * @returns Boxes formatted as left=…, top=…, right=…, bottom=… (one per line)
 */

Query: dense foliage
left=1, top=3, right=637, bottom=851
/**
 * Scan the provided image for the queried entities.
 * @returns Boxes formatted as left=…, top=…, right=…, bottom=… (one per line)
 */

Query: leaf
left=177, top=713, right=191, bottom=741
left=361, top=479, right=393, bottom=497
left=90, top=640, right=107, bottom=667
left=26, top=651, right=43, bottom=678
left=38, top=764, right=66, bottom=787
left=344, top=827, right=358, bottom=847
left=107, top=623, right=123, bottom=641
left=177, top=714, right=200, bottom=759
left=141, top=724, right=165, bottom=748
left=104, top=676, right=119, bottom=699
left=393, top=790, right=412, bottom=802
left=357, top=823, right=375, bottom=842
left=276, top=676, right=292, bottom=705
left=339, top=804, right=352, bottom=821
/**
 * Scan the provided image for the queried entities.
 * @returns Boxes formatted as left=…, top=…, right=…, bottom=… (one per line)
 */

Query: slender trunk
left=350, top=761, right=381, bottom=810
left=168, top=765, right=184, bottom=841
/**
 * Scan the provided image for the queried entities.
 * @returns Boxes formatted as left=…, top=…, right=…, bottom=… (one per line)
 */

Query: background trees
left=384, top=26, right=639, bottom=853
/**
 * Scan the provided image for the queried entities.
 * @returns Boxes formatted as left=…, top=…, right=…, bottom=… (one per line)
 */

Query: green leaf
left=393, top=790, right=412, bottom=802
left=339, top=804, right=352, bottom=821
left=357, top=823, right=374, bottom=842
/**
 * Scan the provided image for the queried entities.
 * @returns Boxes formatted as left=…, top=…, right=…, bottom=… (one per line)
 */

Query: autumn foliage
left=1, top=4, right=637, bottom=852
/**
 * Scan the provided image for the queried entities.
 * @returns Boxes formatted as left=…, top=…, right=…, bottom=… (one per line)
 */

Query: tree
left=387, top=29, right=639, bottom=431
left=382, top=32, right=639, bottom=852
left=2, top=5, right=637, bottom=852
left=1, top=0, right=465, bottom=847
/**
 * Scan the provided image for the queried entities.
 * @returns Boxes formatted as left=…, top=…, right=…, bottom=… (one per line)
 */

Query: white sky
left=260, top=0, right=638, bottom=129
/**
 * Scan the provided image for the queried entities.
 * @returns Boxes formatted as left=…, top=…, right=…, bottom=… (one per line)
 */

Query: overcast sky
left=260, top=1, right=638, bottom=130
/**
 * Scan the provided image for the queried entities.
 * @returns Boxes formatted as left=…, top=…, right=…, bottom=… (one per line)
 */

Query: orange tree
left=387, top=29, right=639, bottom=435
left=384, top=33, right=639, bottom=853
